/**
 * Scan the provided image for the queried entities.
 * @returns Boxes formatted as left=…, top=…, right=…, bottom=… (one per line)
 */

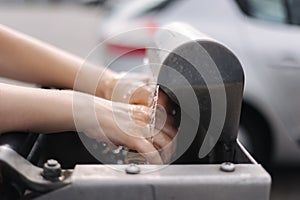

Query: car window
left=235, top=0, right=288, bottom=24
left=135, top=0, right=180, bottom=17
left=287, top=0, right=300, bottom=25
left=109, top=0, right=166, bottom=19
left=111, top=0, right=166, bottom=18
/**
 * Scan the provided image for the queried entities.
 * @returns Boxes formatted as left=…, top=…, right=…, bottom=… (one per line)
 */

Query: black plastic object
left=151, top=23, right=245, bottom=163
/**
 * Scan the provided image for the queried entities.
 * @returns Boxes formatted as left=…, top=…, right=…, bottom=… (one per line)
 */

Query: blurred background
left=0, top=0, right=300, bottom=199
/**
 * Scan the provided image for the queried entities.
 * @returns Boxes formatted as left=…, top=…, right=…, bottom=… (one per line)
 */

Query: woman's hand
left=96, top=72, right=179, bottom=163
left=0, top=82, right=177, bottom=164
left=76, top=95, right=177, bottom=164
left=101, top=72, right=156, bottom=106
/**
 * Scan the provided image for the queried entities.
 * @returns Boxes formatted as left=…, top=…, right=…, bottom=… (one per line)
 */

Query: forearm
left=0, top=83, right=169, bottom=163
left=0, top=24, right=116, bottom=98
left=0, top=83, right=75, bottom=134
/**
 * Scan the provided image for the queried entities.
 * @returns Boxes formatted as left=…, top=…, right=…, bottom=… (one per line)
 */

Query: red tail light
left=145, top=19, right=158, bottom=35
left=105, top=19, right=158, bottom=57
left=105, top=43, right=146, bottom=57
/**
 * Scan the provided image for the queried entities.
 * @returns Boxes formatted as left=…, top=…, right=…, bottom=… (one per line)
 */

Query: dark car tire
left=239, top=103, right=273, bottom=169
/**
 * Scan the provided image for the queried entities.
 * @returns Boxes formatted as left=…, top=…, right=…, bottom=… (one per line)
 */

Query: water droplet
left=149, top=85, right=160, bottom=140
left=117, top=160, right=124, bottom=164
left=172, top=109, right=176, bottom=116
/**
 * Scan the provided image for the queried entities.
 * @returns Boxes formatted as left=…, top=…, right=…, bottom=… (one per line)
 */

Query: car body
left=97, top=0, right=300, bottom=166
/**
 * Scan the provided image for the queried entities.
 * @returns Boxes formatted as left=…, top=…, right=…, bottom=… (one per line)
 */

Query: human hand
left=93, top=70, right=178, bottom=163
left=104, top=72, right=157, bottom=106
left=79, top=97, right=177, bottom=164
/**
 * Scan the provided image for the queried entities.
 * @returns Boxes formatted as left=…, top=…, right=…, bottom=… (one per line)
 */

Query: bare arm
left=0, top=24, right=165, bottom=107
left=0, top=83, right=74, bottom=133
left=0, top=25, right=177, bottom=163
left=0, top=24, right=116, bottom=98
left=0, top=83, right=176, bottom=163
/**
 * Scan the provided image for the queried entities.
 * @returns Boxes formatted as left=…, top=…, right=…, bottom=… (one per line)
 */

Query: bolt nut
left=220, top=162, right=235, bottom=172
left=42, top=159, right=62, bottom=181
left=125, top=164, right=141, bottom=174
left=47, top=159, right=58, bottom=167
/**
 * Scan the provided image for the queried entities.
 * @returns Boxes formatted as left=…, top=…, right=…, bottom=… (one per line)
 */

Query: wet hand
left=105, top=72, right=156, bottom=106
left=80, top=97, right=177, bottom=164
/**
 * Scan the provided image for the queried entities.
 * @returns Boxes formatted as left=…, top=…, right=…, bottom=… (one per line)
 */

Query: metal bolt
left=125, top=164, right=141, bottom=174
left=42, top=159, right=62, bottom=181
left=220, top=162, right=235, bottom=172
left=47, top=159, right=58, bottom=167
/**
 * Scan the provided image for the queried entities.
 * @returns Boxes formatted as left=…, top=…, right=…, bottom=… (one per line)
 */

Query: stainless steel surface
left=0, top=146, right=72, bottom=192
left=35, top=164, right=271, bottom=200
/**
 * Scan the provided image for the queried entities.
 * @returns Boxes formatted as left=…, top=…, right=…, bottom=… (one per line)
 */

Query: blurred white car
left=98, top=0, right=300, bottom=167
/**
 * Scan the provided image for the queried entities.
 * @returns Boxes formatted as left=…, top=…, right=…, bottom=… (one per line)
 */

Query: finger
left=164, top=114, right=176, bottom=128
left=164, top=135, right=177, bottom=163
left=133, top=139, right=163, bottom=164
left=158, top=91, right=179, bottom=115
left=130, top=85, right=155, bottom=106
left=161, top=140, right=176, bottom=163
left=158, top=121, right=178, bottom=138
left=152, top=131, right=172, bottom=148
left=152, top=132, right=174, bottom=163
left=154, top=104, right=168, bottom=131
left=154, top=104, right=176, bottom=127
left=157, top=90, right=169, bottom=108
left=130, top=105, right=150, bottom=126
